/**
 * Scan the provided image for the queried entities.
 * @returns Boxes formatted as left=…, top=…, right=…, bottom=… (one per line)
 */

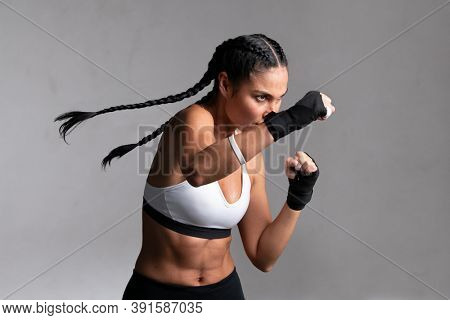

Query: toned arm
left=237, top=152, right=273, bottom=271
left=238, top=152, right=302, bottom=272
left=173, top=105, right=274, bottom=187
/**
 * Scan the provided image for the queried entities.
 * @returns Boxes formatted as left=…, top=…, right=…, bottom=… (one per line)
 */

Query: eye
left=255, top=95, right=267, bottom=102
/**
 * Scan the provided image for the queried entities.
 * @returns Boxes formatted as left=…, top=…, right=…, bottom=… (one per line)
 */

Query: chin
left=236, top=118, right=263, bottom=128
left=242, top=122, right=260, bottom=129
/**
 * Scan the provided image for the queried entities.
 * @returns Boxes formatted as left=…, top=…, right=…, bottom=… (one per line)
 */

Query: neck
left=204, top=95, right=239, bottom=139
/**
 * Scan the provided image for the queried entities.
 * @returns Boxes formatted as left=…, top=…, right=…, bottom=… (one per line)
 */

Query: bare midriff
left=134, top=209, right=235, bottom=286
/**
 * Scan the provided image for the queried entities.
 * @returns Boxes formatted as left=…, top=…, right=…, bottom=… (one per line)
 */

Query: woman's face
left=225, top=66, right=289, bottom=127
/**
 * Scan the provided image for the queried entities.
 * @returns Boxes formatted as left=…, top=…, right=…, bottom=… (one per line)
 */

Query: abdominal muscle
left=133, top=208, right=235, bottom=287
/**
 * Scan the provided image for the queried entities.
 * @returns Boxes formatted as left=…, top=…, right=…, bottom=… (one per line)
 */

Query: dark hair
left=54, top=34, right=288, bottom=170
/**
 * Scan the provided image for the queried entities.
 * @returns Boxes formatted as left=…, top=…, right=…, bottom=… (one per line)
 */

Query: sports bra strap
left=228, top=132, right=246, bottom=165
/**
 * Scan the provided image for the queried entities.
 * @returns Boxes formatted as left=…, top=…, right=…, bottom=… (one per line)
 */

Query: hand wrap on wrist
left=264, top=91, right=327, bottom=142
left=286, top=152, right=320, bottom=211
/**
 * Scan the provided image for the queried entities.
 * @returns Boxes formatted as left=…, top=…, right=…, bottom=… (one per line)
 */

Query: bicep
left=237, top=152, right=272, bottom=267
left=172, top=106, right=215, bottom=186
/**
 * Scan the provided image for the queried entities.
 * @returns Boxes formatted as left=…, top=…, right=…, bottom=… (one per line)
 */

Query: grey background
left=1, top=0, right=449, bottom=299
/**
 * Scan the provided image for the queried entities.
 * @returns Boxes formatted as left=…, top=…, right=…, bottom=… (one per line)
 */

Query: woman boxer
left=54, top=34, right=335, bottom=299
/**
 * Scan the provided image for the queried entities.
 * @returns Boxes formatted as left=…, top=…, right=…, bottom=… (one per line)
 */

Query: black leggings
left=122, top=267, right=245, bottom=300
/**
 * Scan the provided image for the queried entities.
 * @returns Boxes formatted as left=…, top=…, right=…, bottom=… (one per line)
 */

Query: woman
left=55, top=34, right=335, bottom=300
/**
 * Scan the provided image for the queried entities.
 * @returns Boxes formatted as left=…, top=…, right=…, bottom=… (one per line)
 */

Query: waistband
left=131, top=267, right=238, bottom=291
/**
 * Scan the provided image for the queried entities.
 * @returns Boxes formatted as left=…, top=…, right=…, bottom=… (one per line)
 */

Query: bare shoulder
left=147, top=104, right=214, bottom=186
left=174, top=103, right=214, bottom=128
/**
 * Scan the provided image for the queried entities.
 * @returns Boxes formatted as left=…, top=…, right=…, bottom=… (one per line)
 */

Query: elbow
left=186, top=174, right=203, bottom=188
left=253, top=258, right=273, bottom=273
left=183, top=169, right=204, bottom=187
left=186, top=176, right=199, bottom=187
left=259, top=265, right=273, bottom=273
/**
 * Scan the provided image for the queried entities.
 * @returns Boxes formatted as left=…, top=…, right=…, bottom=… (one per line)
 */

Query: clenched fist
left=285, top=151, right=320, bottom=211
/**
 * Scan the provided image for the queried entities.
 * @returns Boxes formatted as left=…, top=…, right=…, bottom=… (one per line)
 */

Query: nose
left=264, top=103, right=276, bottom=117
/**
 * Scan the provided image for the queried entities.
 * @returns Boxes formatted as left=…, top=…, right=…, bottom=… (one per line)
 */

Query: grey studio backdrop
left=0, top=0, right=449, bottom=300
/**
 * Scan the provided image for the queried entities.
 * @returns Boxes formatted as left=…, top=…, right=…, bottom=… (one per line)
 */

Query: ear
left=217, top=71, right=233, bottom=99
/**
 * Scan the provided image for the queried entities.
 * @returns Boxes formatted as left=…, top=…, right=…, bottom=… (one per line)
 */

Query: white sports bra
left=142, top=129, right=251, bottom=239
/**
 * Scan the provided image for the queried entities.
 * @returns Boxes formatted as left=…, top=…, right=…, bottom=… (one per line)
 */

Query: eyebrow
left=253, top=88, right=288, bottom=98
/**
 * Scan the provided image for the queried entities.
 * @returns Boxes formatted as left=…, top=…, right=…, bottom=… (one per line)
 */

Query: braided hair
left=54, top=34, right=288, bottom=170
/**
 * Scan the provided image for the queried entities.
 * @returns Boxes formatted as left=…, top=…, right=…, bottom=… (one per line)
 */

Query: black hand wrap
left=286, top=152, right=320, bottom=211
left=263, top=91, right=327, bottom=142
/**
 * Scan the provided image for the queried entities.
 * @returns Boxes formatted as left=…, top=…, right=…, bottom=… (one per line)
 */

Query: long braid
left=101, top=118, right=171, bottom=169
left=96, top=74, right=212, bottom=115
left=54, top=69, right=214, bottom=144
